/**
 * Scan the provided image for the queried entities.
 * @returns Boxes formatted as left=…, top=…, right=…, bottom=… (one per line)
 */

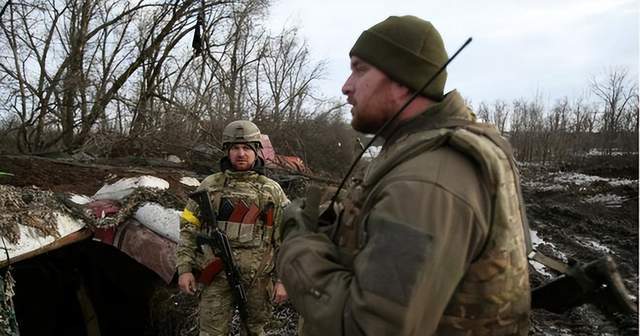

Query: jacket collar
left=383, top=90, right=476, bottom=148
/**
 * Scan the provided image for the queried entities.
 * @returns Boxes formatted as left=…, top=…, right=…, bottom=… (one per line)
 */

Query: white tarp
left=133, top=202, right=181, bottom=243
left=2, top=213, right=85, bottom=261
left=93, top=176, right=170, bottom=200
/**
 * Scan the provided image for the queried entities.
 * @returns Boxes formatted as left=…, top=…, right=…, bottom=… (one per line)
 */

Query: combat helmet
left=222, top=120, right=263, bottom=150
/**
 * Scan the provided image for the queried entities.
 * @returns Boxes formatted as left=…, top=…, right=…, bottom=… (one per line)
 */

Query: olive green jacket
left=277, top=91, right=530, bottom=336
left=177, top=169, right=289, bottom=277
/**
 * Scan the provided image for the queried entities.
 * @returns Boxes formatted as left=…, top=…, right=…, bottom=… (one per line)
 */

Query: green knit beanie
left=350, top=15, right=448, bottom=101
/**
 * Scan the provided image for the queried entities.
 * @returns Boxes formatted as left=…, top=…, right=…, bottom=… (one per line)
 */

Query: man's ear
left=390, top=82, right=412, bottom=103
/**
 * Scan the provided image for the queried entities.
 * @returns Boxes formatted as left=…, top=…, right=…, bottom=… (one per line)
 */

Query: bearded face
left=342, top=56, right=397, bottom=134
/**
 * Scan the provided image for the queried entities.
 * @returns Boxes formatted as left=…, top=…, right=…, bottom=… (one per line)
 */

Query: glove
left=280, top=185, right=322, bottom=240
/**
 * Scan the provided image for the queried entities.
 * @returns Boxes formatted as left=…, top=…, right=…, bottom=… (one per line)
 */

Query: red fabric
left=266, top=155, right=307, bottom=173
left=263, top=206, right=274, bottom=227
left=243, top=204, right=260, bottom=224
left=112, top=219, right=177, bottom=283
left=259, top=134, right=275, bottom=161
left=93, top=227, right=117, bottom=244
left=197, top=258, right=223, bottom=285
left=228, top=199, right=249, bottom=223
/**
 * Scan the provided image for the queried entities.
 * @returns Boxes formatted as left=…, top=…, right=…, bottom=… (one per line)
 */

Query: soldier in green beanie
left=277, top=15, right=531, bottom=335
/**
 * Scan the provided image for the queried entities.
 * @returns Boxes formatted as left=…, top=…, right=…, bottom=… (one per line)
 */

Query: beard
left=350, top=94, right=396, bottom=134
left=351, top=107, right=383, bottom=134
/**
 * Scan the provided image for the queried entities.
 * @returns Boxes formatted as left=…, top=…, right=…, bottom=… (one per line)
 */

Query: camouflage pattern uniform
left=177, top=169, right=289, bottom=336
left=277, top=90, right=531, bottom=335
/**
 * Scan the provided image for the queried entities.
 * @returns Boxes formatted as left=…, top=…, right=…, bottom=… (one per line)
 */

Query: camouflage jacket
left=177, top=169, right=289, bottom=277
left=277, top=90, right=530, bottom=336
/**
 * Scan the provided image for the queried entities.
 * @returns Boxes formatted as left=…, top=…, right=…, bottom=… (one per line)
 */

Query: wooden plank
left=0, top=228, right=93, bottom=268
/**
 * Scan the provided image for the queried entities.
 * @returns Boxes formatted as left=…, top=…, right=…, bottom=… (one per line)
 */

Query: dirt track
left=0, top=154, right=637, bottom=335
left=522, top=155, right=638, bottom=335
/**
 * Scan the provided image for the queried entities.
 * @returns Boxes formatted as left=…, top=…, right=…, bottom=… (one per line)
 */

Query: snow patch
left=363, top=145, right=381, bottom=159
left=553, top=172, right=637, bottom=187
left=574, top=236, right=612, bottom=254
left=521, top=181, right=567, bottom=191
left=530, top=229, right=556, bottom=250
left=608, top=179, right=637, bottom=187
left=3, top=213, right=85, bottom=261
left=133, top=202, right=180, bottom=243
left=586, top=149, right=637, bottom=157
left=530, top=260, right=554, bottom=278
left=180, top=177, right=200, bottom=187
left=166, top=155, right=183, bottom=163
left=93, top=176, right=169, bottom=200
left=69, top=194, right=92, bottom=205
left=529, top=229, right=569, bottom=278
left=584, top=194, right=626, bottom=207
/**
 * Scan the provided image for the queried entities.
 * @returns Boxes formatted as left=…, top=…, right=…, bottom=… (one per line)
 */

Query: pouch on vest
left=218, top=197, right=262, bottom=242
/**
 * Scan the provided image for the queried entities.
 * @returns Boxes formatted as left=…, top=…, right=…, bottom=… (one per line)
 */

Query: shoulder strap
left=448, top=125, right=532, bottom=255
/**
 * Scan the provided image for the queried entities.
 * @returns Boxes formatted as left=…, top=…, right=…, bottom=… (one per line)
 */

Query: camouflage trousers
left=198, top=248, right=273, bottom=336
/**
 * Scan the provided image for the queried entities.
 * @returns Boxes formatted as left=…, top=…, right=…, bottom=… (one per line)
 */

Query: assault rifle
left=190, top=190, right=250, bottom=334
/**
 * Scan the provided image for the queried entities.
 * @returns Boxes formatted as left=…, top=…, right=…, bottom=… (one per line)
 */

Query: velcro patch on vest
left=357, top=213, right=432, bottom=306
left=262, top=202, right=274, bottom=227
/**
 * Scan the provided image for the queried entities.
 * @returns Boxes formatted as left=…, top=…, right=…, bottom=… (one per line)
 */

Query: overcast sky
left=266, top=0, right=639, bottom=106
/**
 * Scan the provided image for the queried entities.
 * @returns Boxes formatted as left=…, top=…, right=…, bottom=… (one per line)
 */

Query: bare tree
left=259, top=27, right=325, bottom=127
left=0, top=0, right=206, bottom=153
left=591, top=67, right=638, bottom=153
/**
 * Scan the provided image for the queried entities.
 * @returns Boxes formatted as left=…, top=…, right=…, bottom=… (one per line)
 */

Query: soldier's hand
left=281, top=188, right=321, bottom=240
left=178, top=272, right=197, bottom=295
left=272, top=281, right=288, bottom=304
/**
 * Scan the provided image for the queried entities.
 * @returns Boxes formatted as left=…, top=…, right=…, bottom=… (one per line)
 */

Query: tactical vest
left=335, top=123, right=531, bottom=335
left=199, top=171, right=279, bottom=248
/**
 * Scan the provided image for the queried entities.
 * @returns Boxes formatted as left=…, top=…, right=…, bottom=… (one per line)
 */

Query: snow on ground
left=586, top=149, right=638, bottom=157
left=530, top=229, right=568, bottom=278
left=530, top=259, right=554, bottom=278
left=522, top=170, right=637, bottom=195
left=545, top=326, right=575, bottom=336
left=573, top=235, right=613, bottom=254
left=166, top=155, right=183, bottom=163
left=584, top=194, right=626, bottom=208
left=93, top=176, right=170, bottom=200
left=180, top=177, right=200, bottom=187
left=521, top=181, right=567, bottom=191
left=552, top=172, right=636, bottom=187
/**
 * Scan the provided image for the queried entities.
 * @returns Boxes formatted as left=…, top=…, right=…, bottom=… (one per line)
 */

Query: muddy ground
left=522, top=155, right=638, bottom=335
left=0, top=154, right=637, bottom=335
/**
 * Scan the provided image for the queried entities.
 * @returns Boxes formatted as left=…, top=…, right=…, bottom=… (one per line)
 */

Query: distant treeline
left=474, top=68, right=638, bottom=163
left=0, top=0, right=636, bottom=176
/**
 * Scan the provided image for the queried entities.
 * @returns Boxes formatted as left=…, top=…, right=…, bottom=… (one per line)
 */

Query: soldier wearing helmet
left=177, top=120, right=290, bottom=336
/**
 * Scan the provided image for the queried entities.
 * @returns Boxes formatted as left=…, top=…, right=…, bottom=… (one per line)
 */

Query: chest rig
left=202, top=172, right=277, bottom=248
